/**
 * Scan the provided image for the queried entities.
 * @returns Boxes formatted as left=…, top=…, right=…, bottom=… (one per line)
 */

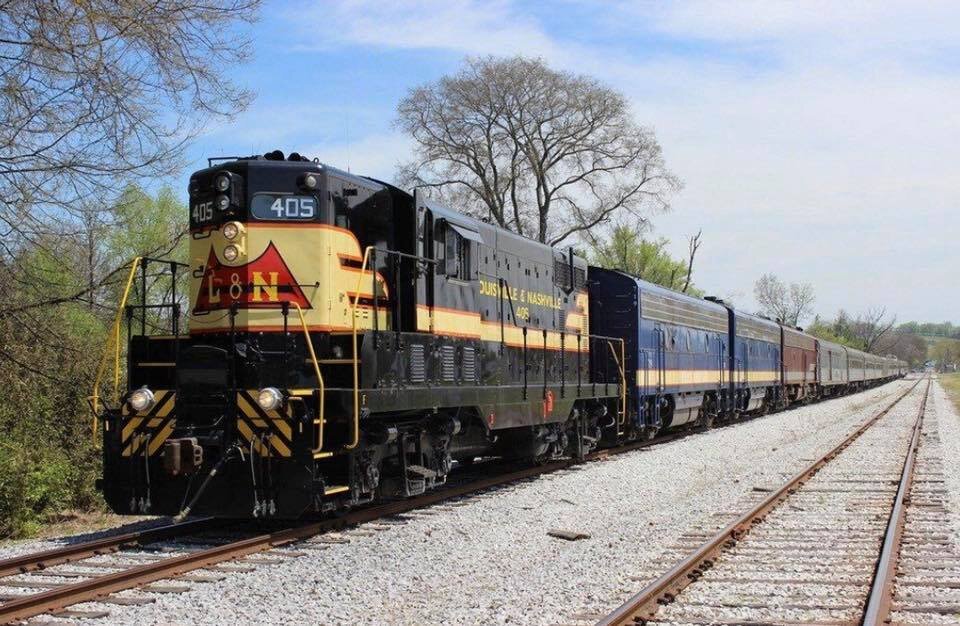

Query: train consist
left=90, top=151, right=906, bottom=519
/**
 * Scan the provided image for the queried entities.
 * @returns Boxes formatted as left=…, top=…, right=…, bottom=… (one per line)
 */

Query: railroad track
left=0, top=423, right=699, bottom=623
left=0, top=382, right=908, bottom=624
left=597, top=376, right=947, bottom=626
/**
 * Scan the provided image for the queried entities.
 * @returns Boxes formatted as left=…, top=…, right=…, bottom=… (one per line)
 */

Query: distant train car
left=817, top=339, right=849, bottom=395
left=846, top=347, right=867, bottom=388
left=589, top=269, right=730, bottom=434
left=864, top=353, right=884, bottom=385
left=780, top=324, right=817, bottom=404
left=728, top=309, right=781, bottom=414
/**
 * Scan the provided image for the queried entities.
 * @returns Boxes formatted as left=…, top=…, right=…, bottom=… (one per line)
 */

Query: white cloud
left=300, top=132, right=413, bottom=181
left=278, top=0, right=959, bottom=321
left=292, top=0, right=563, bottom=58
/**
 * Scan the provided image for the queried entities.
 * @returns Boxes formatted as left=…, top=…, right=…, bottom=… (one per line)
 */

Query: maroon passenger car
left=780, top=324, right=817, bottom=404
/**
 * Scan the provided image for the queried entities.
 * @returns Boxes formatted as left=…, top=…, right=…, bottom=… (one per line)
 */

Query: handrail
left=606, top=339, right=627, bottom=427
left=292, top=302, right=326, bottom=455
left=89, top=257, right=143, bottom=444
left=348, top=245, right=375, bottom=451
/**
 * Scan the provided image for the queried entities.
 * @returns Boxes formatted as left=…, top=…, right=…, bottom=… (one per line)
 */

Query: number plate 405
left=251, top=194, right=316, bottom=221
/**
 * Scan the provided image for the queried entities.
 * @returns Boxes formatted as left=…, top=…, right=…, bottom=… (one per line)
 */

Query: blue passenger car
left=589, top=269, right=731, bottom=435
left=727, top=310, right=782, bottom=413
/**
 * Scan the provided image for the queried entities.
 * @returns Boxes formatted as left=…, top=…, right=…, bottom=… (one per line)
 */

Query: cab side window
left=437, top=222, right=474, bottom=281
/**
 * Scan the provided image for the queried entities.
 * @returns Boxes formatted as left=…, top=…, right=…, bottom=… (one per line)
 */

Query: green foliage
left=590, top=225, right=703, bottom=296
left=931, top=338, right=960, bottom=371
left=898, top=321, right=960, bottom=339
left=0, top=185, right=185, bottom=538
left=806, top=317, right=866, bottom=350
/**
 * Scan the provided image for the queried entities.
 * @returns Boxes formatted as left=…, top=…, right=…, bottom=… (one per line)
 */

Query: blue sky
left=183, top=1, right=960, bottom=324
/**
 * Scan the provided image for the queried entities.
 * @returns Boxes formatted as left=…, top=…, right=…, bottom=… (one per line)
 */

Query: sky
left=185, top=0, right=960, bottom=324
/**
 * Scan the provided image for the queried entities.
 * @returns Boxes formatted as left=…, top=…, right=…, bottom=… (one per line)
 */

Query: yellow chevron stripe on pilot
left=122, top=435, right=139, bottom=457
left=237, top=394, right=294, bottom=441
left=147, top=422, right=176, bottom=456
left=249, top=418, right=292, bottom=456
left=122, top=417, right=144, bottom=442
left=237, top=420, right=269, bottom=456
left=153, top=394, right=174, bottom=417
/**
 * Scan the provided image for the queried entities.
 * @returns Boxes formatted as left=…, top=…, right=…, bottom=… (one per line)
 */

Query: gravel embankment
left=888, top=378, right=960, bottom=625
left=23, top=379, right=919, bottom=626
left=653, top=379, right=925, bottom=624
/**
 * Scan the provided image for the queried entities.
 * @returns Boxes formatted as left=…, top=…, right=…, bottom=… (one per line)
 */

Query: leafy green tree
left=0, top=186, right=186, bottom=537
left=590, top=224, right=703, bottom=296
left=931, top=339, right=959, bottom=371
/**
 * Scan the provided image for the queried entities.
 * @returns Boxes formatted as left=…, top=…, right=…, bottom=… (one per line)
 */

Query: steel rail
left=0, top=426, right=689, bottom=623
left=861, top=377, right=931, bottom=625
left=1, top=380, right=906, bottom=623
left=597, top=378, right=922, bottom=626
left=0, top=517, right=218, bottom=580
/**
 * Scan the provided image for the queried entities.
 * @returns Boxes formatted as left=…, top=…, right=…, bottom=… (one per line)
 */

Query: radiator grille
left=462, top=347, right=476, bottom=382
left=441, top=345, right=456, bottom=382
left=409, top=344, right=425, bottom=383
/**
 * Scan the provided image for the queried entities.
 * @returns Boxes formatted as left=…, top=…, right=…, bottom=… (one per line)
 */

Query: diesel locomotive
left=89, top=150, right=906, bottom=519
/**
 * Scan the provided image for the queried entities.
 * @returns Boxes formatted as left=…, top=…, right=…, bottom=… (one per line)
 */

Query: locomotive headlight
left=302, top=173, right=318, bottom=190
left=215, top=194, right=230, bottom=211
left=257, top=387, right=283, bottom=411
left=222, top=244, right=239, bottom=262
left=128, top=387, right=156, bottom=413
left=222, top=221, right=241, bottom=241
left=214, top=173, right=231, bottom=192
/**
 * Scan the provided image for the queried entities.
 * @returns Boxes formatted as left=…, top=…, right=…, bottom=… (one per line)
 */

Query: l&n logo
left=193, top=242, right=311, bottom=313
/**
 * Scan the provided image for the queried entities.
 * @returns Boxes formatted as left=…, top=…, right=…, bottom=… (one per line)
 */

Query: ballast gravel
left=15, top=379, right=936, bottom=625
left=653, top=380, right=925, bottom=624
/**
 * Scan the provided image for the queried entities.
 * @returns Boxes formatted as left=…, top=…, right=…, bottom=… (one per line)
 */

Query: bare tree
left=875, top=329, right=927, bottom=366
left=395, top=56, right=681, bottom=245
left=753, top=273, right=815, bottom=326
left=850, top=307, right=897, bottom=352
left=0, top=0, right=259, bottom=253
left=681, top=230, right=702, bottom=294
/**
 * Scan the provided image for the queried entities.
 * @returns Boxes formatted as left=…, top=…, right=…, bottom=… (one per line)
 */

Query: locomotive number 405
left=251, top=194, right=316, bottom=221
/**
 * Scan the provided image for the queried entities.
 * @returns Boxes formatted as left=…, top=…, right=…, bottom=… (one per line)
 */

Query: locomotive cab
left=187, top=152, right=416, bottom=336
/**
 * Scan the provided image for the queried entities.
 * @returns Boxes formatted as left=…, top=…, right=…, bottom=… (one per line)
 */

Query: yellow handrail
left=89, top=257, right=143, bottom=445
left=291, top=302, right=326, bottom=455
left=606, top=339, right=627, bottom=428
left=348, top=245, right=374, bottom=451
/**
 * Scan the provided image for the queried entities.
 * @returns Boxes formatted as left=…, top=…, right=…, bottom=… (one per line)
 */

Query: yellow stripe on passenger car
left=636, top=369, right=780, bottom=387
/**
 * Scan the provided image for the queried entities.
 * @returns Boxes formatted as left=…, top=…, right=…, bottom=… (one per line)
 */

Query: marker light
left=222, top=221, right=240, bottom=240
left=214, top=173, right=231, bottom=192
left=257, top=387, right=283, bottom=411
left=222, top=245, right=239, bottom=262
left=215, top=194, right=230, bottom=211
left=302, top=173, right=318, bottom=189
left=128, top=387, right=156, bottom=412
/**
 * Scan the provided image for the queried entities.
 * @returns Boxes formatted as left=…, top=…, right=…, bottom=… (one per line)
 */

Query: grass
left=941, top=372, right=960, bottom=411
left=0, top=511, right=156, bottom=546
